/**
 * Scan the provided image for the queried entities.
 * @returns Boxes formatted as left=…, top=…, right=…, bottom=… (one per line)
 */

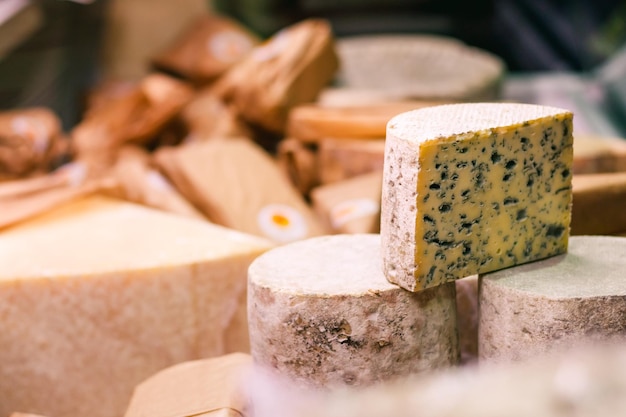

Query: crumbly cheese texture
left=381, top=103, right=574, bottom=291
left=248, top=234, right=458, bottom=388
left=0, top=197, right=272, bottom=417
left=479, top=236, right=626, bottom=362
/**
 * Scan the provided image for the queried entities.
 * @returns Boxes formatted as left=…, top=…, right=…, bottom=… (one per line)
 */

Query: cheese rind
left=248, top=234, right=458, bottom=388
left=381, top=103, right=573, bottom=291
left=0, top=197, right=272, bottom=417
left=479, top=236, right=626, bottom=362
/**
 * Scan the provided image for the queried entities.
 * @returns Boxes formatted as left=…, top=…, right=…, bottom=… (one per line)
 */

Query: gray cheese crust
left=479, top=235, right=626, bottom=363
left=248, top=234, right=458, bottom=388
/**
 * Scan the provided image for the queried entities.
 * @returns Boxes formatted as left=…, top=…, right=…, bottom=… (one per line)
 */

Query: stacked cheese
left=246, top=102, right=581, bottom=392
left=0, top=196, right=272, bottom=417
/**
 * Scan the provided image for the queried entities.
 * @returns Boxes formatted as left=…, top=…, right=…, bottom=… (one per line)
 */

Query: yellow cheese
left=0, top=196, right=272, bottom=417
left=381, top=103, right=573, bottom=291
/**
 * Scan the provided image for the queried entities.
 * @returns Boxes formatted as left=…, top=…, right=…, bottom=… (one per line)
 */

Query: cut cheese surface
left=248, top=234, right=458, bottom=388
left=381, top=102, right=574, bottom=291
left=0, top=196, right=272, bottom=417
left=0, top=196, right=270, bottom=279
left=479, top=236, right=626, bottom=362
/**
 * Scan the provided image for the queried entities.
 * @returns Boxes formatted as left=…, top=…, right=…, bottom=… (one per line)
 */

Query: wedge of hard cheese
left=0, top=196, right=272, bottom=417
left=248, top=234, right=458, bottom=388
left=124, top=353, right=252, bottom=417
left=479, top=236, right=626, bottom=362
left=381, top=103, right=574, bottom=291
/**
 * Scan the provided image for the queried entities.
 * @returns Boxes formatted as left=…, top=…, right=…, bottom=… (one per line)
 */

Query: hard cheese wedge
left=0, top=196, right=272, bottom=417
left=124, top=353, right=252, bottom=417
left=381, top=103, right=573, bottom=291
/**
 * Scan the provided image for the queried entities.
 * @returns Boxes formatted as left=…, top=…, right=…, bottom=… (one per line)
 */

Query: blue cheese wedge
left=381, top=103, right=574, bottom=291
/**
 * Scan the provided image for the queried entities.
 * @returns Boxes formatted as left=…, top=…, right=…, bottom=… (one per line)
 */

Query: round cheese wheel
left=479, top=235, right=626, bottom=362
left=248, top=234, right=459, bottom=388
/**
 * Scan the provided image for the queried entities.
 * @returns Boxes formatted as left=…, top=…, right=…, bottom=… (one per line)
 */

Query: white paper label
left=257, top=204, right=308, bottom=243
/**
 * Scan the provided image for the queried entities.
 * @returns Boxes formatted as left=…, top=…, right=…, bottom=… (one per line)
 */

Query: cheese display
left=248, top=234, right=458, bottom=388
left=310, top=171, right=383, bottom=234
left=124, top=353, right=252, bottom=417
left=571, top=172, right=626, bottom=235
left=479, top=236, right=626, bottom=362
left=381, top=103, right=574, bottom=292
left=0, top=196, right=272, bottom=417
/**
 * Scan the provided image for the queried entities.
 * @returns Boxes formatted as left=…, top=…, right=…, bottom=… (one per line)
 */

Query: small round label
left=208, top=30, right=255, bottom=64
left=257, top=204, right=308, bottom=243
left=330, top=198, right=380, bottom=229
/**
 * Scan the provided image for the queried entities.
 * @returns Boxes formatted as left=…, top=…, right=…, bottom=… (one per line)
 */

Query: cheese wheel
left=479, top=236, right=626, bottom=362
left=287, top=102, right=440, bottom=142
left=381, top=102, right=574, bottom=291
left=248, top=234, right=459, bottom=388
left=336, top=35, right=505, bottom=101
left=0, top=196, right=272, bottom=417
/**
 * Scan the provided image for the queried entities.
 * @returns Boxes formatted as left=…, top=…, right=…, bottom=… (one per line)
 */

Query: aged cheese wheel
left=381, top=103, right=574, bottom=291
left=336, top=35, right=505, bottom=101
left=479, top=236, right=626, bottom=362
left=248, top=234, right=458, bottom=388
left=0, top=196, right=272, bottom=417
